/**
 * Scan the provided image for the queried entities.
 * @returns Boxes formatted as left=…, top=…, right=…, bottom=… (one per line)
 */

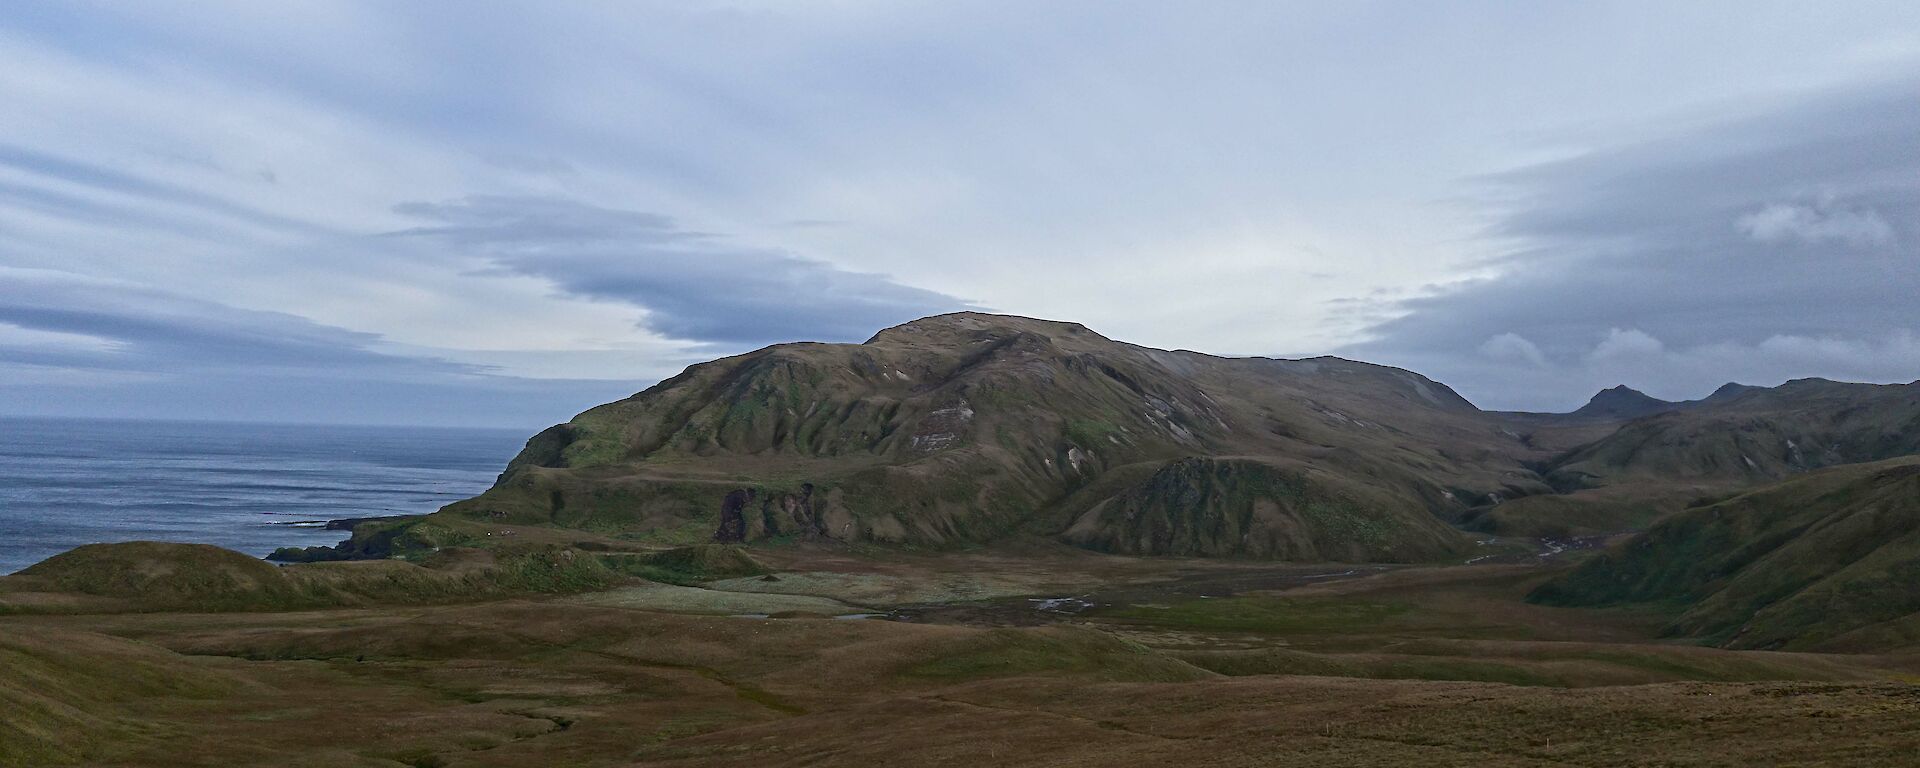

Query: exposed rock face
left=712, top=485, right=825, bottom=543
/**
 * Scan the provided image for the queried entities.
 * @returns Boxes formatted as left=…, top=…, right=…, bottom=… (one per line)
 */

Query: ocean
left=0, top=417, right=531, bottom=575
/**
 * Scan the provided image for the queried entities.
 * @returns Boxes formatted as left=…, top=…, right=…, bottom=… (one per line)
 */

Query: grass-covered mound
left=1529, top=458, right=1920, bottom=650
left=18, top=542, right=299, bottom=610
left=7, top=541, right=617, bottom=613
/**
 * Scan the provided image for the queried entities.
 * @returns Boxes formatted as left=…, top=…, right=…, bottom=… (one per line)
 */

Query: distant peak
left=1571, top=385, right=1675, bottom=419
left=1589, top=385, right=1657, bottom=401
left=1705, top=382, right=1759, bottom=401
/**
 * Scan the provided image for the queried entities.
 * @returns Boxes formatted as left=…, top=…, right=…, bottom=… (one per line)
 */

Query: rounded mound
left=19, top=541, right=291, bottom=607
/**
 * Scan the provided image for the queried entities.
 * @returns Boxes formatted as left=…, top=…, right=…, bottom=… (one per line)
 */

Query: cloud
left=1738, top=200, right=1894, bottom=248
left=1479, top=332, right=1548, bottom=367
left=0, top=267, right=478, bottom=376
left=386, top=196, right=976, bottom=346
left=6, top=3, right=1920, bottom=424
left=1344, top=78, right=1920, bottom=410
left=0, top=267, right=639, bottom=426
left=1587, top=328, right=1666, bottom=362
left=0, top=321, right=124, bottom=354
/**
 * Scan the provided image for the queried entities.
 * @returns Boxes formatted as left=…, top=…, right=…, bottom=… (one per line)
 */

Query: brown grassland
left=6, top=540, right=1920, bottom=767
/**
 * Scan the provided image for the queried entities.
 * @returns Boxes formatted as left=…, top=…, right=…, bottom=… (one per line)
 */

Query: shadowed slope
left=1531, top=457, right=1920, bottom=650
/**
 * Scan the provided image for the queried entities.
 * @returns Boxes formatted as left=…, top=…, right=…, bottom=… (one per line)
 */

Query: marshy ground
left=6, top=541, right=1920, bottom=767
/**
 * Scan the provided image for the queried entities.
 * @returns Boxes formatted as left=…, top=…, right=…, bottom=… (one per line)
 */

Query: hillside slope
left=1530, top=458, right=1920, bottom=651
left=441, top=313, right=1920, bottom=558
left=1469, top=379, right=1920, bottom=537
left=446, top=313, right=1562, bottom=561
left=1544, top=378, right=1920, bottom=490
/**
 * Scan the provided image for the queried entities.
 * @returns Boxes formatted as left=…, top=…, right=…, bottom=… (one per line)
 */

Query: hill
left=1530, top=457, right=1920, bottom=651
left=1563, top=382, right=1763, bottom=421
left=1467, top=378, right=1920, bottom=537
left=437, top=313, right=1920, bottom=555
left=443, top=313, right=1578, bottom=561
left=1570, top=385, right=1677, bottom=420
left=1542, top=378, right=1920, bottom=491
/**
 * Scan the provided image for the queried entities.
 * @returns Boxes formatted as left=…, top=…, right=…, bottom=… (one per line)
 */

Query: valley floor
left=7, top=546, right=1920, bottom=767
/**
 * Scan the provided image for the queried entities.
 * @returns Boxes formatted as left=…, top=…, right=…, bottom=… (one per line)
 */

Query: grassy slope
left=1530, top=457, right=1920, bottom=650
left=446, top=313, right=1554, bottom=560
left=434, top=316, right=1920, bottom=554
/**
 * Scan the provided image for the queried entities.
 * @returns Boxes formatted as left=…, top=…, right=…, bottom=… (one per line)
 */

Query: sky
left=1, top=1, right=1917, bottom=427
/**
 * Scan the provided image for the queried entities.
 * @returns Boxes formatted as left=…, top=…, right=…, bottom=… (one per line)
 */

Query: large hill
left=442, top=312, right=1920, bottom=562
left=446, top=313, right=1572, bottom=561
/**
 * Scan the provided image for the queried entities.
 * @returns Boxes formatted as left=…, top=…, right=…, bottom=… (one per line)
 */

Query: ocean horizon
left=0, top=416, right=530, bottom=574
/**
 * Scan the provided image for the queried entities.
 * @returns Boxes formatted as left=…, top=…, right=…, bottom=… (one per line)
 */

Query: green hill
left=1543, top=378, right=1920, bottom=490
left=439, top=314, right=1920, bottom=557
left=1467, top=378, right=1920, bottom=537
left=1529, top=457, right=1920, bottom=651
left=444, top=313, right=1582, bottom=561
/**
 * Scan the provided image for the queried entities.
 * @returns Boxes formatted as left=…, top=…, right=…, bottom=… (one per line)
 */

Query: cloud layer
left=1346, top=79, right=1920, bottom=409
left=3, top=4, right=1920, bottom=422
left=388, top=197, right=972, bottom=347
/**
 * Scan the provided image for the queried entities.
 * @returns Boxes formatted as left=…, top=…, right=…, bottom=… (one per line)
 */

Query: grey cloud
left=1737, top=199, right=1893, bottom=248
left=1345, top=79, right=1920, bottom=410
left=1478, top=332, right=1547, bottom=368
left=388, top=196, right=975, bottom=346
left=0, top=144, right=325, bottom=237
left=0, top=269, right=637, bottom=427
left=0, top=270, right=473, bottom=376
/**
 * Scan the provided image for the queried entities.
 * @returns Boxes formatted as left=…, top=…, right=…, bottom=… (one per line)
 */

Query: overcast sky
left=2, top=2, right=1917, bottom=426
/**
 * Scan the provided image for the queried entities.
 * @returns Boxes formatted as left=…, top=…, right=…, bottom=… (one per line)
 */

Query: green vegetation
left=1064, top=457, right=1471, bottom=561
left=1062, top=417, right=1121, bottom=448
left=1531, top=458, right=1920, bottom=651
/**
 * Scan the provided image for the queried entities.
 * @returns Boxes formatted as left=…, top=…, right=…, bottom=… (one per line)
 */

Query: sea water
left=0, top=417, right=528, bottom=574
